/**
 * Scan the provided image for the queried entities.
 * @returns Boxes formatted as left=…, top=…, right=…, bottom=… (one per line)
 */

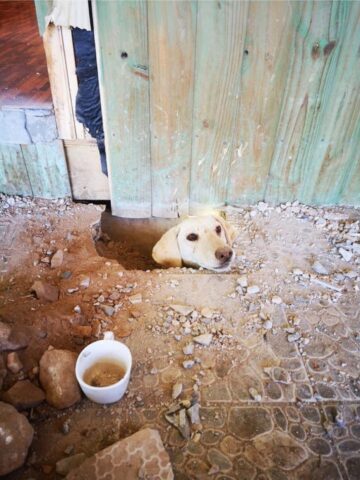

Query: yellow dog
left=152, top=215, right=237, bottom=271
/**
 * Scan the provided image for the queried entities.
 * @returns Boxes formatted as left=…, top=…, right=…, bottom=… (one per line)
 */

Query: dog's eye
left=215, top=225, right=221, bottom=235
left=187, top=233, right=199, bottom=241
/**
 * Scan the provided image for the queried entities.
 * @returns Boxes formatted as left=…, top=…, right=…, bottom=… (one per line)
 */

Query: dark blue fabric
left=72, top=28, right=107, bottom=175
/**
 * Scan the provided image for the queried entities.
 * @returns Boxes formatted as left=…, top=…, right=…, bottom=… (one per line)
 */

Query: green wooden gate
left=93, top=0, right=360, bottom=218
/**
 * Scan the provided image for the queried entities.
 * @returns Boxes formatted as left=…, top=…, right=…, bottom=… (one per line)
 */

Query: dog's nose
left=215, top=246, right=233, bottom=263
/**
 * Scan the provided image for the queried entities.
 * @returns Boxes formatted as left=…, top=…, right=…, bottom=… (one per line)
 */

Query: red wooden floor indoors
left=0, top=0, right=51, bottom=108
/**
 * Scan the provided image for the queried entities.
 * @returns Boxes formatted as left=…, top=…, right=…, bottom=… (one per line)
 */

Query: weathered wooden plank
left=0, top=144, right=32, bottom=196
left=263, top=0, right=360, bottom=206
left=295, top=1, right=360, bottom=205
left=227, top=0, right=294, bottom=205
left=43, top=25, right=77, bottom=140
left=61, top=27, right=88, bottom=140
left=93, top=0, right=151, bottom=218
left=263, top=1, right=334, bottom=203
left=149, top=1, right=196, bottom=217
left=340, top=149, right=360, bottom=206
left=64, top=139, right=110, bottom=200
left=190, top=0, right=248, bottom=213
left=22, top=141, right=71, bottom=198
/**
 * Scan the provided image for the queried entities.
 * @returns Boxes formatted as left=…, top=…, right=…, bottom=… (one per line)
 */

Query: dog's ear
left=152, top=225, right=182, bottom=267
left=213, top=214, right=237, bottom=245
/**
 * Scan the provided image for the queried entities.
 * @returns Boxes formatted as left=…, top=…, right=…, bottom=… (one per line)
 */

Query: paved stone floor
left=0, top=196, right=359, bottom=479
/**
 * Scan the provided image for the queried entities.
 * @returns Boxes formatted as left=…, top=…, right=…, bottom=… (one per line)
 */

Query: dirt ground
left=0, top=194, right=360, bottom=480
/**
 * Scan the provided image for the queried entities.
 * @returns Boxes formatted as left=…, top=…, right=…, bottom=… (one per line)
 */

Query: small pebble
left=79, top=276, right=90, bottom=289
left=172, top=383, right=183, bottom=399
left=7, top=352, right=23, bottom=373
left=237, top=276, right=248, bottom=288
left=61, top=271, right=72, bottom=279
left=183, top=343, right=194, bottom=355
left=183, top=360, right=195, bottom=369
left=62, top=420, right=71, bottom=435
left=263, top=320, right=273, bottom=330
left=249, top=387, right=262, bottom=401
left=67, top=288, right=79, bottom=294
left=200, top=307, right=215, bottom=319
left=51, top=249, right=64, bottom=269
left=293, top=268, right=303, bottom=276
left=193, top=333, right=213, bottom=346
left=287, top=332, right=301, bottom=343
left=64, top=445, right=75, bottom=455
left=102, top=305, right=115, bottom=317
left=56, top=453, right=87, bottom=476
left=247, top=285, right=260, bottom=295
left=339, top=247, right=352, bottom=262
left=312, top=261, right=329, bottom=275
left=128, top=293, right=142, bottom=304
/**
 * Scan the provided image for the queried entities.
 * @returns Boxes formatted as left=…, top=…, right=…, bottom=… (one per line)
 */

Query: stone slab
left=66, top=428, right=173, bottom=480
left=25, top=109, right=57, bottom=143
left=0, top=109, right=31, bottom=144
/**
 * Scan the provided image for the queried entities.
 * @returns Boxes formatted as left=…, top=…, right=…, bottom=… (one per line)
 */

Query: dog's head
left=152, top=215, right=237, bottom=271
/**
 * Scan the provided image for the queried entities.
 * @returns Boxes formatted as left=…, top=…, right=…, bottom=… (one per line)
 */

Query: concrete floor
left=0, top=195, right=359, bottom=479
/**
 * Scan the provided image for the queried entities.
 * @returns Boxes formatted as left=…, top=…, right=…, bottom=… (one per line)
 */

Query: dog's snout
left=215, top=246, right=233, bottom=262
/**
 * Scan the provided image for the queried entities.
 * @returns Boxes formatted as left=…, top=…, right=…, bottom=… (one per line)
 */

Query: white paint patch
left=236, top=142, right=248, bottom=158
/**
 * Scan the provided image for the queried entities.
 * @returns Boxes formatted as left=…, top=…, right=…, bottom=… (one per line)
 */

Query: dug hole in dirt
left=94, top=208, right=178, bottom=271
left=0, top=194, right=360, bottom=480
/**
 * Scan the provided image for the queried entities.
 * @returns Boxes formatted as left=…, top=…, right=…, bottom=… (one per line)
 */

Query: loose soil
left=0, top=195, right=359, bottom=480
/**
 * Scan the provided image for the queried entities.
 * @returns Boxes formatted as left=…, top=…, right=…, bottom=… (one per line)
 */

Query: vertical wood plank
left=149, top=1, right=196, bottom=218
left=93, top=0, right=151, bottom=218
left=61, top=27, right=88, bottom=140
left=22, top=141, right=71, bottom=198
left=340, top=150, right=360, bottom=206
left=43, top=25, right=77, bottom=139
left=263, top=1, right=332, bottom=203
left=263, top=0, right=360, bottom=205
left=296, top=1, right=360, bottom=205
left=64, top=140, right=110, bottom=200
left=226, top=1, right=294, bottom=205
left=190, top=0, right=248, bottom=213
left=0, top=144, right=32, bottom=196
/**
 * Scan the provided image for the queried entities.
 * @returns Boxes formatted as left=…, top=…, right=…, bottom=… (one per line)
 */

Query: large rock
left=66, top=428, right=173, bottom=480
left=51, top=249, right=64, bottom=269
left=0, top=321, right=28, bottom=352
left=0, top=401, right=34, bottom=476
left=40, top=349, right=81, bottom=409
left=31, top=281, right=59, bottom=302
left=2, top=380, right=45, bottom=410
